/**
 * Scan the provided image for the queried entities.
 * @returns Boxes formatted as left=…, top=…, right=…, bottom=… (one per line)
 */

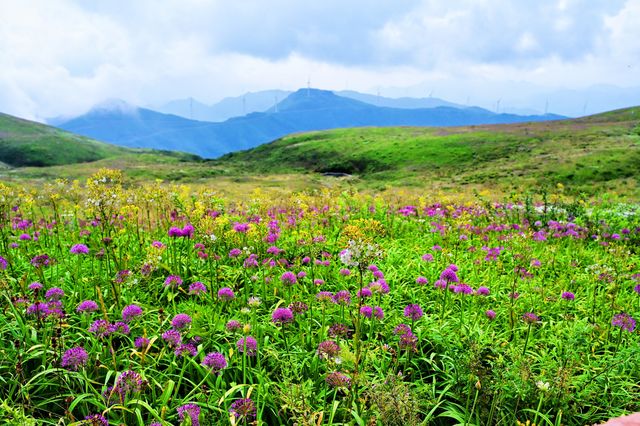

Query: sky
left=1, top=0, right=639, bottom=120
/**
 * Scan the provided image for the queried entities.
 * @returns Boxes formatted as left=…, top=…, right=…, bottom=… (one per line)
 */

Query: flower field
left=0, top=169, right=638, bottom=425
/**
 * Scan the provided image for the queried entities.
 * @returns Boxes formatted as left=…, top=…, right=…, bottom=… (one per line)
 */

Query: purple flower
left=339, top=268, right=351, bottom=276
left=612, top=313, right=636, bottom=332
left=26, top=302, right=49, bottom=319
left=416, top=276, right=428, bottom=285
left=89, top=320, right=115, bottom=338
left=61, top=347, right=88, bottom=370
left=373, top=306, right=384, bottom=320
left=189, top=281, right=207, bottom=295
left=394, top=323, right=412, bottom=336
left=236, top=336, right=258, bottom=356
left=177, top=403, right=201, bottom=426
left=77, top=300, right=99, bottom=313
left=357, top=287, right=373, bottom=298
left=171, top=313, right=192, bottom=330
left=289, top=301, right=308, bottom=315
left=233, top=223, right=250, bottom=233
left=217, top=287, right=235, bottom=301
left=164, top=275, right=183, bottom=288
left=421, top=253, right=434, bottom=262
left=280, top=271, right=297, bottom=285
left=161, top=329, right=182, bottom=347
left=31, top=254, right=53, bottom=268
left=522, top=312, right=539, bottom=324
left=112, top=322, right=130, bottom=335
left=360, top=305, right=373, bottom=318
left=403, top=304, right=423, bottom=321
left=633, top=284, right=640, bottom=295
left=175, top=343, right=198, bottom=357
left=230, top=398, right=257, bottom=420
left=152, top=240, right=165, bottom=248
left=325, top=371, right=351, bottom=389
left=272, top=307, right=294, bottom=325
left=333, top=290, right=351, bottom=305
left=168, top=226, right=183, bottom=237
left=434, top=279, right=447, bottom=290
left=317, top=340, right=341, bottom=359
left=122, top=304, right=143, bottom=322
left=134, top=337, right=150, bottom=350
left=229, top=248, right=242, bottom=258
left=316, top=291, right=334, bottom=303
left=0, top=255, right=7, bottom=270
left=328, top=323, right=350, bottom=338
left=314, top=278, right=325, bottom=286
left=561, top=291, right=575, bottom=301
left=226, top=320, right=242, bottom=331
left=454, top=283, right=474, bottom=295
left=70, top=244, right=89, bottom=254
left=399, top=331, right=418, bottom=351
left=476, top=286, right=490, bottom=296
left=28, top=281, right=43, bottom=292
left=84, top=414, right=109, bottom=426
left=202, top=352, right=227, bottom=374
left=440, top=267, right=459, bottom=283
left=485, top=310, right=496, bottom=320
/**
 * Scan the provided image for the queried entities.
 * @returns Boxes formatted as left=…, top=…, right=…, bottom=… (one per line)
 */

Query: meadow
left=0, top=169, right=638, bottom=425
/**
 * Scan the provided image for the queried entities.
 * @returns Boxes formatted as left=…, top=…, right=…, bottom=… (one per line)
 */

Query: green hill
left=215, top=107, right=640, bottom=194
left=0, top=112, right=199, bottom=167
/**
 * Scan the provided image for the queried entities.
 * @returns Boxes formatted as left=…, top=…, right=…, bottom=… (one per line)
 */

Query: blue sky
left=1, top=0, right=638, bottom=119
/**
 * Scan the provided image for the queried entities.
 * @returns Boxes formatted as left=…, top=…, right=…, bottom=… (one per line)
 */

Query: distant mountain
left=0, top=111, right=198, bottom=168
left=337, top=90, right=462, bottom=109
left=155, top=90, right=292, bottom=122
left=57, top=89, right=564, bottom=158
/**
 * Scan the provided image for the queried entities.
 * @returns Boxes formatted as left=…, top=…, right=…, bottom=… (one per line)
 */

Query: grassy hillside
left=216, top=107, right=640, bottom=195
left=0, top=112, right=200, bottom=167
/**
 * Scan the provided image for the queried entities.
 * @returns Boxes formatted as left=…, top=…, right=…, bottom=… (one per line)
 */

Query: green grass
left=0, top=113, right=200, bottom=167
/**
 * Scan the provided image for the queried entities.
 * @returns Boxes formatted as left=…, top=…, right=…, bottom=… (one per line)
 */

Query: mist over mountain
left=56, top=89, right=564, bottom=158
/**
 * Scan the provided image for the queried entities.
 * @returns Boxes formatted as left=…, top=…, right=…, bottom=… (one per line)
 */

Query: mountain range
left=56, top=89, right=564, bottom=158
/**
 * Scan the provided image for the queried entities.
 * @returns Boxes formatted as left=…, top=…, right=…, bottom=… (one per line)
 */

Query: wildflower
left=175, top=343, right=198, bottom=357
left=536, top=381, right=551, bottom=391
left=454, top=283, right=474, bottom=295
left=522, top=312, right=539, bottom=324
left=316, top=291, right=334, bottom=303
left=244, top=254, right=259, bottom=268
left=328, top=323, right=350, bottom=338
left=509, top=292, right=520, bottom=299
left=217, top=287, right=235, bottom=301
left=121, top=304, right=143, bottom=322
left=168, top=226, right=183, bottom=237
left=289, top=301, right=309, bottom=315
left=31, top=254, right=53, bottom=268
left=360, top=305, right=373, bottom=318
left=202, top=352, right=227, bottom=374
left=0, top=255, right=7, bottom=270
left=317, top=341, right=341, bottom=359
left=189, top=281, right=207, bottom=295
left=112, top=322, right=130, bottom=335
left=340, top=268, right=351, bottom=276
left=611, top=313, right=636, bottom=332
left=77, top=300, right=99, bottom=313
left=434, top=279, right=447, bottom=289
left=333, top=290, right=351, bottom=305
left=297, top=271, right=307, bottom=279
left=325, top=371, right=351, bottom=389
left=84, top=414, right=109, bottom=426
left=229, top=248, right=242, bottom=258
left=236, top=336, right=258, bottom=356
left=247, top=296, right=261, bottom=307
left=314, top=278, right=325, bottom=286
left=357, top=287, right=372, bottom=298
left=633, top=284, right=640, bottom=295
left=233, top=223, right=250, bottom=233
left=152, top=240, right=165, bottom=248
left=230, top=398, right=257, bottom=420
left=404, top=304, right=423, bottom=321
left=164, top=275, right=183, bottom=288
left=421, top=253, right=434, bottom=262
left=373, top=306, right=384, bottom=320
left=26, top=302, right=49, bottom=319
left=486, top=310, right=496, bottom=320
left=393, top=324, right=412, bottom=336
left=476, top=286, right=490, bottom=296
left=280, top=271, right=297, bottom=285
left=561, top=291, right=575, bottom=301
left=272, top=307, right=294, bottom=325
left=28, top=281, right=43, bottom=292
left=171, top=313, right=192, bottom=330
left=399, top=332, right=418, bottom=351
left=70, top=244, right=89, bottom=254
left=177, top=403, right=201, bottom=426
left=61, top=347, right=88, bottom=371
left=161, top=329, right=182, bottom=347
left=181, top=223, right=195, bottom=238
left=226, top=320, right=242, bottom=331
left=416, top=276, right=428, bottom=285
left=440, top=267, right=459, bottom=283
left=134, top=337, right=150, bottom=350
left=89, top=320, right=115, bottom=338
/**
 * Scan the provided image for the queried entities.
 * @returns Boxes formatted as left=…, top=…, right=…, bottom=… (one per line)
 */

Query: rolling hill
left=56, top=89, right=564, bottom=158
left=0, top=112, right=200, bottom=168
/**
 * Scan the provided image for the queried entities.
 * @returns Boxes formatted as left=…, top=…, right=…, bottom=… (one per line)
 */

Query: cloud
left=0, top=0, right=637, bottom=120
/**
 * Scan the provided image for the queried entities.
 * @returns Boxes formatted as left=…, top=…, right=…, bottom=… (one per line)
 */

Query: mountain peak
left=275, top=88, right=367, bottom=112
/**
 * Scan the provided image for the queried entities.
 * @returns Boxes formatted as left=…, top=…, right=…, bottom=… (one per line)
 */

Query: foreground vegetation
left=0, top=170, right=638, bottom=425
